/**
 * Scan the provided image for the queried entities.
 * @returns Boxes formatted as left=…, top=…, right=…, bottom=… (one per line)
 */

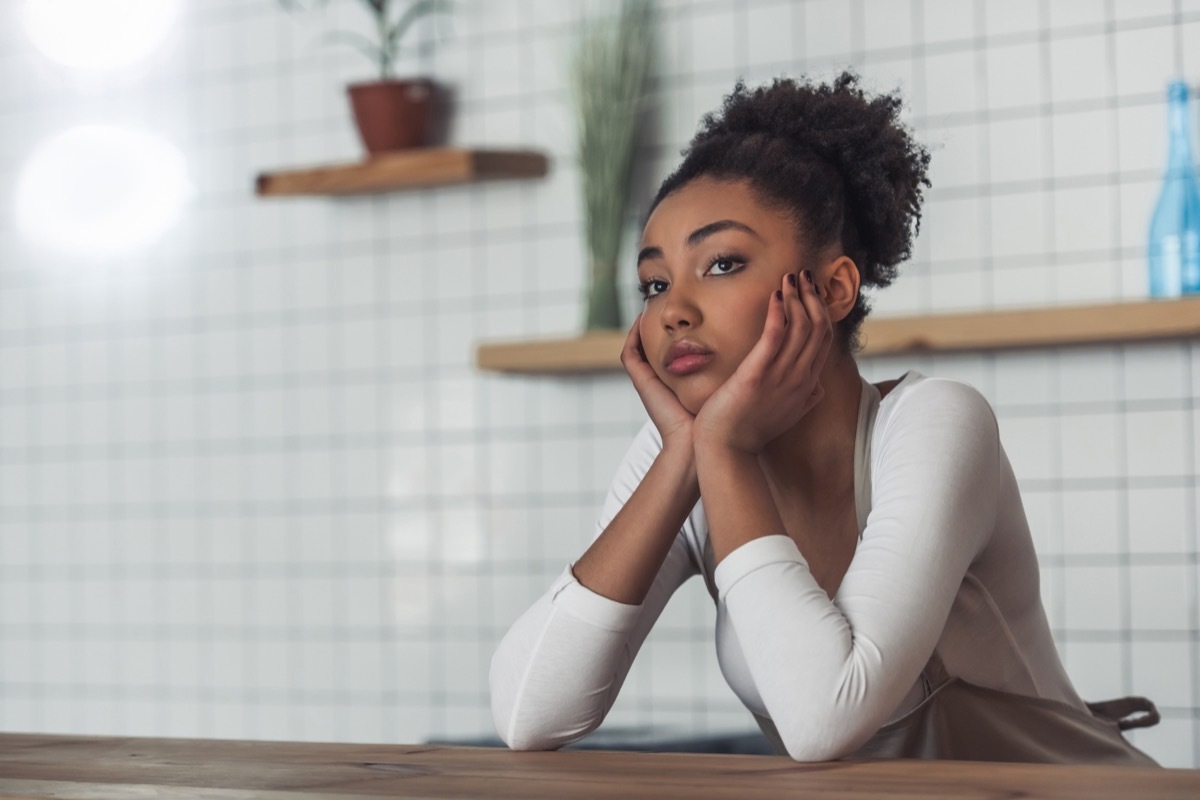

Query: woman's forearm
left=570, top=441, right=700, bottom=606
left=694, top=442, right=788, bottom=566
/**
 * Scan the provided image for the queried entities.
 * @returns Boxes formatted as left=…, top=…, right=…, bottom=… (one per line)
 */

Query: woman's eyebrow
left=686, top=219, right=762, bottom=247
left=636, top=245, right=663, bottom=268
left=637, top=219, right=762, bottom=268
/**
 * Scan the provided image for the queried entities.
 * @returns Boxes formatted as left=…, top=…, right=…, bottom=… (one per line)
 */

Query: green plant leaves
left=278, top=0, right=452, bottom=80
left=387, top=0, right=452, bottom=49
left=569, top=0, right=657, bottom=275
left=321, top=30, right=383, bottom=66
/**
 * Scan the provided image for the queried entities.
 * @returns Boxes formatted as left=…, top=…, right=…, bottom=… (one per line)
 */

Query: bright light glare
left=16, top=125, right=192, bottom=258
left=22, top=0, right=180, bottom=70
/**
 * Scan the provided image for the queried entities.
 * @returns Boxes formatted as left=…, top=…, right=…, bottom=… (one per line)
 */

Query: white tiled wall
left=0, top=0, right=1197, bottom=768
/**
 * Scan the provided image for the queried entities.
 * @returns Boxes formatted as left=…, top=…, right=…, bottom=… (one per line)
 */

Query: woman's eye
left=707, top=256, right=744, bottom=276
left=640, top=279, right=668, bottom=300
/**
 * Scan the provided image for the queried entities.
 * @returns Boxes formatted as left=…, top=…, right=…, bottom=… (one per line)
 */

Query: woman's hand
left=621, top=314, right=695, bottom=446
left=693, top=269, right=832, bottom=455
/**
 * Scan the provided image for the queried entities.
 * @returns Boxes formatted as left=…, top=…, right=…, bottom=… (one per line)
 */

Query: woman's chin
left=676, top=388, right=712, bottom=417
left=664, top=374, right=722, bottom=418
left=657, top=363, right=732, bottom=416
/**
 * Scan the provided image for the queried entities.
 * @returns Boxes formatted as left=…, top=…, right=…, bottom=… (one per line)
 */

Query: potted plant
left=569, top=0, right=656, bottom=331
left=281, top=0, right=452, bottom=155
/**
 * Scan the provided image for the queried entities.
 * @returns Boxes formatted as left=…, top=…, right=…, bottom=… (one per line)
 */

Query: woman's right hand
left=620, top=314, right=695, bottom=446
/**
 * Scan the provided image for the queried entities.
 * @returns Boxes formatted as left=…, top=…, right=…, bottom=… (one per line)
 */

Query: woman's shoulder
left=867, top=372, right=1006, bottom=511
left=875, top=370, right=999, bottom=434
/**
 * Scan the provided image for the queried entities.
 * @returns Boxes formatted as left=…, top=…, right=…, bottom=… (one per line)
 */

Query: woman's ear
left=818, top=255, right=861, bottom=324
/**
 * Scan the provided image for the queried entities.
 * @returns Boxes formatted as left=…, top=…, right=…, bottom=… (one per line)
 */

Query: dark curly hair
left=646, top=71, right=931, bottom=353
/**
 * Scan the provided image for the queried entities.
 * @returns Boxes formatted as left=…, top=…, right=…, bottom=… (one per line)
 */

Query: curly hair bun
left=650, top=70, right=931, bottom=350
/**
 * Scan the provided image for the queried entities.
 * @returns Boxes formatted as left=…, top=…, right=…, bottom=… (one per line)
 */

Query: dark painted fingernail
left=787, top=273, right=796, bottom=287
left=775, top=290, right=783, bottom=300
left=803, top=270, right=814, bottom=283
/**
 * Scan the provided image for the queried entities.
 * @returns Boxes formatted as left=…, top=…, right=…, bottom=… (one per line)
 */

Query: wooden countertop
left=1, top=733, right=1198, bottom=799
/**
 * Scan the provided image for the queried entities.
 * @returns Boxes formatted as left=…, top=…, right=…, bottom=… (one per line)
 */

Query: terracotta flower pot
left=347, top=79, right=438, bottom=155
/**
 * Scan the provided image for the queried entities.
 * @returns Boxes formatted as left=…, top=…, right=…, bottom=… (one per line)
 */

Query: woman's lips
left=665, top=352, right=715, bottom=376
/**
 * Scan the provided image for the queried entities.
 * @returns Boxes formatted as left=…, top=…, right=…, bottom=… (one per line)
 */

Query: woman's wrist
left=694, top=440, right=760, bottom=475
left=693, top=429, right=762, bottom=461
left=693, top=440, right=784, bottom=565
left=658, top=417, right=696, bottom=456
left=659, top=435, right=699, bottom=485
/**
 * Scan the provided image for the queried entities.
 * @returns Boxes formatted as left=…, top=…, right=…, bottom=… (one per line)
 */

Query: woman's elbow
left=491, top=706, right=581, bottom=752
left=499, top=727, right=564, bottom=752
left=774, top=717, right=870, bottom=762
left=489, top=690, right=576, bottom=752
left=779, top=736, right=845, bottom=762
left=490, top=689, right=544, bottom=750
left=782, top=741, right=848, bottom=762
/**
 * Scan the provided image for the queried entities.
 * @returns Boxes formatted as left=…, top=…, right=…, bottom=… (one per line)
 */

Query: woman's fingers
left=777, top=270, right=812, bottom=363
left=795, top=268, right=834, bottom=372
left=744, top=270, right=821, bottom=384
left=619, top=316, right=648, bottom=367
left=620, top=315, right=656, bottom=378
left=621, top=318, right=669, bottom=400
left=621, top=314, right=695, bottom=437
left=740, top=283, right=790, bottom=377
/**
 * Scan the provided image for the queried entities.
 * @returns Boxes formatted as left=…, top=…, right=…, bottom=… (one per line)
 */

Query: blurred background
left=0, top=0, right=1197, bottom=769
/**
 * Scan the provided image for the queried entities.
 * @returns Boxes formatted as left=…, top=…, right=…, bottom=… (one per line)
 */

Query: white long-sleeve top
left=489, top=371, right=1086, bottom=760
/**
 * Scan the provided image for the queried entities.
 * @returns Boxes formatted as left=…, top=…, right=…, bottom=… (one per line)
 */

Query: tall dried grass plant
left=569, top=0, right=656, bottom=330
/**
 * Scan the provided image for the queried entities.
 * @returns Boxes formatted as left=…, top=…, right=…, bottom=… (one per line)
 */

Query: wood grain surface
left=475, top=296, right=1200, bottom=374
left=255, top=148, right=549, bottom=196
left=1, top=734, right=1199, bottom=799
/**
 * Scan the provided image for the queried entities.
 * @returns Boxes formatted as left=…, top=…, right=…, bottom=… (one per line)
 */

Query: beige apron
left=700, top=544, right=1159, bottom=764
left=695, top=375, right=1161, bottom=764
left=845, top=649, right=1159, bottom=764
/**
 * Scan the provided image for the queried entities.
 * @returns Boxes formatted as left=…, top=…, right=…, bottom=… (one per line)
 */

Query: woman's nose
left=659, top=285, right=700, bottom=331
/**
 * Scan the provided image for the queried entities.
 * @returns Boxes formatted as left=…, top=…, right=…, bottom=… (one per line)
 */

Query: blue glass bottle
left=1148, top=80, right=1200, bottom=297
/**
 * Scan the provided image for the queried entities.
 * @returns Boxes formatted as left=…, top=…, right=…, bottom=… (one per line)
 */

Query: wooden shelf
left=255, top=147, right=549, bottom=196
left=475, top=296, right=1200, bottom=374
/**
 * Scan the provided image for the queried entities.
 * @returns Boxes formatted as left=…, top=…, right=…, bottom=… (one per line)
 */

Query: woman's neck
left=757, top=354, right=863, bottom=507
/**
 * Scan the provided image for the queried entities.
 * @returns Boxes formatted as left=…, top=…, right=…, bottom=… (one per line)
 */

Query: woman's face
left=637, top=178, right=811, bottom=415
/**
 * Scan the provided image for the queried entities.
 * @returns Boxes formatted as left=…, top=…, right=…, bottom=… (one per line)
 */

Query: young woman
left=489, top=72, right=1158, bottom=763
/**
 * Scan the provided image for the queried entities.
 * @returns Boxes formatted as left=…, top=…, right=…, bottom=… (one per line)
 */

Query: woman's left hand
left=693, top=268, right=833, bottom=455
